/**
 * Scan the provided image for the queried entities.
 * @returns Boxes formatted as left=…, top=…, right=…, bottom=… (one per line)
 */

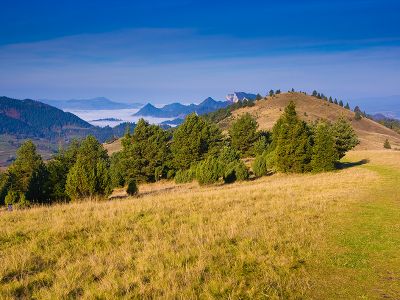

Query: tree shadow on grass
left=336, top=159, right=369, bottom=170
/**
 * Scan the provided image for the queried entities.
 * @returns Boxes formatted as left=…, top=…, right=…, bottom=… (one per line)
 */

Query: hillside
left=1, top=150, right=399, bottom=298
left=0, top=96, right=92, bottom=138
left=0, top=97, right=136, bottom=166
left=218, top=92, right=400, bottom=150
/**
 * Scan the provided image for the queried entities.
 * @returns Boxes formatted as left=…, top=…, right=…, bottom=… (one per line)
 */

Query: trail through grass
left=310, top=151, right=400, bottom=299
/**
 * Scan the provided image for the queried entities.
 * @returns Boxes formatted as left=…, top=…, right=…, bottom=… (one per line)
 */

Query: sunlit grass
left=1, top=151, right=398, bottom=298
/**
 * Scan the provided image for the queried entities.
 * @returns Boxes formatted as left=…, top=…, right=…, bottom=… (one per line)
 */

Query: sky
left=1, top=0, right=400, bottom=105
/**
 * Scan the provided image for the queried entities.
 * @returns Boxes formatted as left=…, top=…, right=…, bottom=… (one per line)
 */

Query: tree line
left=0, top=101, right=359, bottom=208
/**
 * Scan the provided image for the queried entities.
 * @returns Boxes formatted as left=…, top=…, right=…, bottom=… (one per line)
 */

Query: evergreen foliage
left=253, top=135, right=270, bottom=156
left=332, top=117, right=359, bottom=159
left=109, top=151, right=126, bottom=188
left=229, top=113, right=259, bottom=157
left=65, top=136, right=111, bottom=200
left=383, top=139, right=391, bottom=149
left=345, top=103, right=350, bottom=109
left=311, top=122, right=338, bottom=172
left=171, top=113, right=222, bottom=170
left=354, top=111, right=362, bottom=120
left=7, top=140, right=49, bottom=203
left=195, top=157, right=221, bottom=185
left=339, top=100, right=344, bottom=107
left=47, top=140, right=80, bottom=201
left=272, top=102, right=313, bottom=173
left=126, top=179, right=139, bottom=196
left=121, top=119, right=172, bottom=182
left=252, top=152, right=269, bottom=177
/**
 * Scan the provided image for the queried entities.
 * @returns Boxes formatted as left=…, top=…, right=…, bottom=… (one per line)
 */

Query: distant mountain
left=133, top=97, right=230, bottom=118
left=40, top=97, right=142, bottom=110
left=353, top=95, right=400, bottom=119
left=160, top=118, right=185, bottom=126
left=0, top=96, right=136, bottom=166
left=226, top=92, right=257, bottom=103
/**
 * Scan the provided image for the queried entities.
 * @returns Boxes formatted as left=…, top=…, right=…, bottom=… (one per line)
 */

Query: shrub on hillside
left=196, top=157, right=221, bottom=185
left=174, top=165, right=197, bottom=184
left=223, top=161, right=249, bottom=183
left=253, top=153, right=269, bottom=177
left=383, top=139, right=391, bottom=149
left=126, top=179, right=138, bottom=196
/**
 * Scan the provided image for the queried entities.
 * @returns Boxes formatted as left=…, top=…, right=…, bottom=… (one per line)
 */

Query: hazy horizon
left=1, top=1, right=400, bottom=105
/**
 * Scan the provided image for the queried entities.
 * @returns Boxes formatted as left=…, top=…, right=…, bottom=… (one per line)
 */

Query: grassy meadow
left=0, top=150, right=399, bottom=299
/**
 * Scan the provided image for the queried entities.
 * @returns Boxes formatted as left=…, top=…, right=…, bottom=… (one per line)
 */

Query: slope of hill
left=40, top=97, right=142, bottom=110
left=218, top=92, right=400, bottom=150
left=0, top=97, right=136, bottom=166
left=134, top=97, right=229, bottom=118
left=0, top=96, right=92, bottom=138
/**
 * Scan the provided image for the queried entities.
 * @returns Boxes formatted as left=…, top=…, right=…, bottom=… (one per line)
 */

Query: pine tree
left=252, top=152, right=269, bottom=177
left=256, top=93, right=262, bottom=100
left=229, top=113, right=259, bottom=157
left=334, top=99, right=338, bottom=105
left=354, top=111, right=362, bottom=120
left=122, top=119, right=172, bottom=182
left=7, top=140, right=49, bottom=203
left=345, top=102, right=350, bottom=109
left=269, top=90, right=275, bottom=97
left=311, top=122, right=338, bottom=172
left=312, top=90, right=318, bottom=97
left=65, top=136, right=111, bottom=200
left=383, top=139, right=391, bottom=149
left=339, top=100, right=344, bottom=107
left=332, top=117, right=359, bottom=159
left=47, top=140, right=80, bottom=201
left=272, top=102, right=313, bottom=173
left=171, top=113, right=222, bottom=170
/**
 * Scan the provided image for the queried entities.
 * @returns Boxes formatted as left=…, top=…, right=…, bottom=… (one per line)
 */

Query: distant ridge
left=40, top=97, right=142, bottom=111
left=133, top=97, right=229, bottom=118
left=226, top=92, right=257, bottom=103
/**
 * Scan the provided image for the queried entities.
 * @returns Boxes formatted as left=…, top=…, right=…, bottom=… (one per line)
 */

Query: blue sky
left=1, top=0, right=400, bottom=104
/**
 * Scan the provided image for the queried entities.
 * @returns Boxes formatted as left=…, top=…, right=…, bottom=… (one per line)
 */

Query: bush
left=223, top=161, right=249, bottom=183
left=5, top=190, right=20, bottom=205
left=196, top=157, right=221, bottom=185
left=234, top=161, right=249, bottom=181
left=126, top=179, right=138, bottom=196
left=253, top=153, right=269, bottom=177
left=174, top=166, right=196, bottom=184
left=384, top=139, right=391, bottom=149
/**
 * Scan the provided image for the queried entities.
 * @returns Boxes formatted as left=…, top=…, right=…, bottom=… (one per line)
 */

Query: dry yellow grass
left=1, top=150, right=392, bottom=298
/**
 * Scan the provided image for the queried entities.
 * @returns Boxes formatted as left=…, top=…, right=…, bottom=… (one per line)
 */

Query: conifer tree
left=7, top=140, right=49, bottom=203
left=171, top=113, right=222, bottom=170
left=269, top=89, right=275, bottom=97
left=345, top=102, right=350, bottom=109
left=229, top=113, right=259, bottom=157
left=47, top=140, right=80, bottom=201
left=256, top=93, right=262, bottom=100
left=272, top=102, right=313, bottom=173
left=332, top=117, right=359, bottom=159
left=65, top=136, right=111, bottom=200
left=121, top=119, right=172, bottom=182
left=383, top=139, right=391, bottom=149
left=311, top=122, right=338, bottom=172
left=339, top=100, right=344, bottom=107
